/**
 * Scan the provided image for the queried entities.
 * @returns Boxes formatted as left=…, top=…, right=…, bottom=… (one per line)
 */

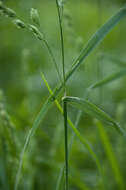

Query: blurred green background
left=1, top=0, right=126, bottom=190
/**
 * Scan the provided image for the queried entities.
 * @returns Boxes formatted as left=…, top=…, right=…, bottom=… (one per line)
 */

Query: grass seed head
left=0, top=2, right=16, bottom=17
left=28, top=24, right=43, bottom=40
left=0, top=1, right=4, bottom=9
left=4, top=7, right=16, bottom=18
left=13, top=19, right=26, bottom=29
left=30, top=8, right=40, bottom=27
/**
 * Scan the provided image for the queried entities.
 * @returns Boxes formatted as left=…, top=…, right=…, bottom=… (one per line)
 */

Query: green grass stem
left=56, top=0, right=66, bottom=94
left=41, top=73, right=104, bottom=190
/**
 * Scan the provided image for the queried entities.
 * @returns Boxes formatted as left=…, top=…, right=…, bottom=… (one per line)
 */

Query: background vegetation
left=1, top=0, right=126, bottom=190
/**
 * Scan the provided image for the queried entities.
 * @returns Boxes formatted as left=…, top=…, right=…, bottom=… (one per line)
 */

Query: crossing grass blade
left=14, top=5, right=126, bottom=189
left=95, top=120, right=125, bottom=190
left=63, top=96, right=126, bottom=138
left=41, top=73, right=104, bottom=190
left=65, top=5, right=126, bottom=80
left=14, top=96, right=54, bottom=190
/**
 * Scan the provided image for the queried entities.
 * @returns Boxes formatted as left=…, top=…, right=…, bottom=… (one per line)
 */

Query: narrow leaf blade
left=63, top=96, right=126, bottom=137
left=66, top=5, right=126, bottom=80
left=90, top=69, right=126, bottom=89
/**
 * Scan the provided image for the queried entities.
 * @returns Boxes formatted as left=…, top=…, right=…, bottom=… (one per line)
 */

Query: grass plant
left=1, top=1, right=126, bottom=190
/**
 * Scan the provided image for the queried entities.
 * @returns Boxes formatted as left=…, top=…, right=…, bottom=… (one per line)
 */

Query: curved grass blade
left=14, top=5, right=126, bottom=189
left=63, top=96, right=126, bottom=138
left=107, top=55, right=126, bottom=68
left=101, top=53, right=126, bottom=68
left=41, top=73, right=104, bottom=190
left=95, top=120, right=125, bottom=190
left=90, top=69, right=126, bottom=89
left=14, top=96, right=54, bottom=190
left=84, top=69, right=126, bottom=99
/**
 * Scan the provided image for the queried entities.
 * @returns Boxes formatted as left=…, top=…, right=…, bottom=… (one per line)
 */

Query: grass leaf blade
left=41, top=73, right=104, bottom=189
left=63, top=96, right=126, bottom=137
left=66, top=5, right=126, bottom=80
left=90, top=69, right=126, bottom=89
left=14, top=97, right=54, bottom=190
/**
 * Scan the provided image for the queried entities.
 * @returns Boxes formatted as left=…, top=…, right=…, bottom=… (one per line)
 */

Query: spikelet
left=28, top=24, right=44, bottom=40
left=0, top=1, right=16, bottom=18
left=30, top=8, right=40, bottom=27
left=13, top=19, right=26, bottom=29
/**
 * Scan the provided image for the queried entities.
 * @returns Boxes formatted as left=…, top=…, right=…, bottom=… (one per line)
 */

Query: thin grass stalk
left=43, top=38, right=62, bottom=82
left=56, top=1, right=68, bottom=189
left=28, top=25, right=62, bottom=82
left=56, top=0, right=66, bottom=94
left=63, top=101, right=68, bottom=190
left=41, top=73, right=105, bottom=190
